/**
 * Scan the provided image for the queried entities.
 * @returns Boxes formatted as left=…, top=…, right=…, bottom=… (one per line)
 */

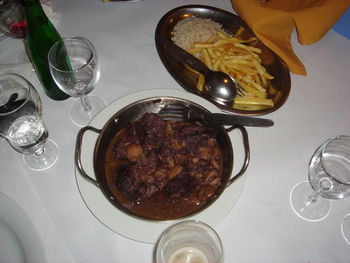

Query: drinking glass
left=290, top=135, right=350, bottom=222
left=0, top=73, right=58, bottom=171
left=0, top=0, right=29, bottom=63
left=341, top=214, right=350, bottom=245
left=48, top=36, right=106, bottom=126
left=156, top=220, right=223, bottom=263
left=0, top=0, right=26, bottom=39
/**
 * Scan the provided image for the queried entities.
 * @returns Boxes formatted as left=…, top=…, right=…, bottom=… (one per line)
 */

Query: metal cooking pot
left=75, top=96, right=250, bottom=221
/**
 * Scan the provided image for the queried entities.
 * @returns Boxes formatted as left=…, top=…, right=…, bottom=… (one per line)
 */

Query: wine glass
left=0, top=0, right=29, bottom=63
left=290, top=135, right=350, bottom=222
left=0, top=73, right=58, bottom=171
left=48, top=36, right=106, bottom=126
left=341, top=213, right=350, bottom=245
left=0, top=0, right=26, bottom=39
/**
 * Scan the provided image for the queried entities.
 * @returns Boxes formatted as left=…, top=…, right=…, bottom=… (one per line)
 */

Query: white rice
left=171, top=16, right=224, bottom=50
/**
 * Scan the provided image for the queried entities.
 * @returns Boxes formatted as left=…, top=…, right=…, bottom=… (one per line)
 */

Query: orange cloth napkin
left=231, top=0, right=350, bottom=75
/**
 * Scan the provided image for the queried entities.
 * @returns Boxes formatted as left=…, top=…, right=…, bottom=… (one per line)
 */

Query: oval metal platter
left=155, top=5, right=291, bottom=115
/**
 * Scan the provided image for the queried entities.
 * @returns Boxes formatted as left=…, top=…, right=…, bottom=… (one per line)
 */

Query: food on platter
left=106, top=113, right=223, bottom=219
left=171, top=16, right=274, bottom=108
left=171, top=16, right=226, bottom=50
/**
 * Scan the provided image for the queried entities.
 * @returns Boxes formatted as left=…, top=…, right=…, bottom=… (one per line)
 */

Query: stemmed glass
left=290, top=135, right=350, bottom=246
left=0, top=0, right=26, bottom=39
left=290, top=135, right=350, bottom=222
left=0, top=0, right=29, bottom=62
left=48, top=36, right=105, bottom=126
left=0, top=73, right=58, bottom=171
left=341, top=214, right=350, bottom=245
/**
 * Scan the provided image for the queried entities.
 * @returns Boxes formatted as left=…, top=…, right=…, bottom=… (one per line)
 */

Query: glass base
left=70, top=95, right=106, bottom=127
left=341, top=214, right=350, bottom=245
left=290, top=181, right=331, bottom=222
left=23, top=139, right=58, bottom=171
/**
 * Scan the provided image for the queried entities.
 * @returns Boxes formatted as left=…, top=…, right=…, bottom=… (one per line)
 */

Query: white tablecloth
left=1, top=0, right=350, bottom=262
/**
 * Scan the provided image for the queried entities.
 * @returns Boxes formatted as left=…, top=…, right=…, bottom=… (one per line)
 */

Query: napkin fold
left=231, top=0, right=350, bottom=75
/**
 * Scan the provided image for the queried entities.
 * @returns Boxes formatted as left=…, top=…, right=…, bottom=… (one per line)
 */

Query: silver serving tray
left=155, top=5, right=291, bottom=115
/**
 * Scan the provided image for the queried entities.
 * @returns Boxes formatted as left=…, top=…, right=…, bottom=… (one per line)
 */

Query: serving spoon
left=163, top=38, right=238, bottom=105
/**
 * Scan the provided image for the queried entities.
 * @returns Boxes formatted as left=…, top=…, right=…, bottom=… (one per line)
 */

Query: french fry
left=207, top=48, right=217, bottom=60
left=201, top=49, right=212, bottom=69
left=186, top=29, right=274, bottom=108
left=239, top=81, right=267, bottom=98
left=233, top=43, right=262, bottom=54
left=234, top=26, right=245, bottom=37
left=213, top=55, right=224, bottom=71
left=234, top=96, right=274, bottom=107
left=196, top=74, right=205, bottom=92
left=217, top=31, right=230, bottom=39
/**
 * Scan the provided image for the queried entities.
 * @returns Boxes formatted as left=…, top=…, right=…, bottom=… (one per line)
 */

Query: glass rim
left=320, top=135, right=350, bottom=185
left=48, top=36, right=97, bottom=74
left=0, top=73, right=31, bottom=116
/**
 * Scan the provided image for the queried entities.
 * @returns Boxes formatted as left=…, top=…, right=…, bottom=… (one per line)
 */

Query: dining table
left=0, top=0, right=350, bottom=262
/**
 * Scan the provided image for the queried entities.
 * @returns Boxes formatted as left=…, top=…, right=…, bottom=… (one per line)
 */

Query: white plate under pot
left=75, top=89, right=247, bottom=243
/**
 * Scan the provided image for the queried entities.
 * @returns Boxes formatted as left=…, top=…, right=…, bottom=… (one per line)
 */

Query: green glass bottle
left=21, top=0, right=69, bottom=100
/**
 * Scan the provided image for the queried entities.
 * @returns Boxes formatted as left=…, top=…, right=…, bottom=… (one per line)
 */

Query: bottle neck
left=21, top=0, right=48, bottom=24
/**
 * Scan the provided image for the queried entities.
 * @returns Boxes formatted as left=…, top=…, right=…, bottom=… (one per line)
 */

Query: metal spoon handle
left=163, top=38, right=209, bottom=75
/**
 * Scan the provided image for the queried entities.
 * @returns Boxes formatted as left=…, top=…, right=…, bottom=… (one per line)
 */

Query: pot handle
left=225, top=125, right=250, bottom=187
left=75, top=126, right=102, bottom=188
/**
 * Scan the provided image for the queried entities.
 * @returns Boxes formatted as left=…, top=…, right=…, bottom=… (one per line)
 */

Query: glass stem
left=306, top=187, right=322, bottom=207
left=80, top=95, right=92, bottom=113
left=34, top=146, right=45, bottom=156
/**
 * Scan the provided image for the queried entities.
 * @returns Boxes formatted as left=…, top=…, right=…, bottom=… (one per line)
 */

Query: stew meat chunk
left=112, top=113, right=222, bottom=205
